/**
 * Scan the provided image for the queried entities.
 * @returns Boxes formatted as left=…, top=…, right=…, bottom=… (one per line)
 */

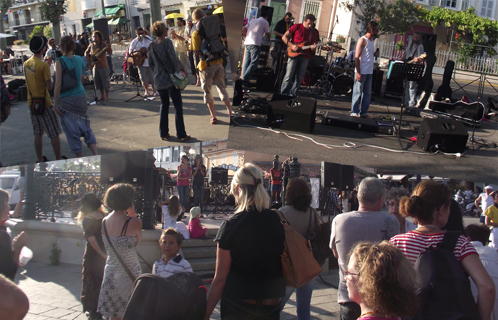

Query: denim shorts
left=59, top=108, right=97, bottom=154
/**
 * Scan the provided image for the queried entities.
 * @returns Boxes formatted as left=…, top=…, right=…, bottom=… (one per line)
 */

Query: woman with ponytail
left=204, top=163, right=286, bottom=320
left=390, top=180, right=495, bottom=320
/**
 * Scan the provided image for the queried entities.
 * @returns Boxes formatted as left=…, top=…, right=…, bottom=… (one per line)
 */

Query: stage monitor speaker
left=211, top=167, right=228, bottom=185
left=417, top=118, right=468, bottom=153
left=93, top=19, right=110, bottom=43
left=321, top=162, right=341, bottom=189
left=267, top=94, right=317, bottom=133
left=101, top=151, right=146, bottom=184
left=259, top=6, right=274, bottom=26
left=125, top=150, right=147, bottom=185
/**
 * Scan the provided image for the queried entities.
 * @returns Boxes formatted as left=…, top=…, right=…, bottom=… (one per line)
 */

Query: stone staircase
left=181, top=228, right=218, bottom=278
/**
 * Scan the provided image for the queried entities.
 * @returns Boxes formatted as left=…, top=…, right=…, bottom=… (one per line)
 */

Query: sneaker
left=153, top=92, right=159, bottom=97
left=178, top=135, right=191, bottom=142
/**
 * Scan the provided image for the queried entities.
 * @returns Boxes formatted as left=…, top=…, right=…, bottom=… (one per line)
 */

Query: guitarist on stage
left=402, top=31, right=424, bottom=107
left=84, top=31, right=112, bottom=101
left=129, top=27, right=157, bottom=98
left=280, top=14, right=318, bottom=97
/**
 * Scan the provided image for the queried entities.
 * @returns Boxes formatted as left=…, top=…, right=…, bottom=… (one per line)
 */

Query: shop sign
left=195, top=0, right=221, bottom=5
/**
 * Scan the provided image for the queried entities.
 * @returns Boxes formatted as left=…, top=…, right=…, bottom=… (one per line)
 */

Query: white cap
left=186, top=15, right=193, bottom=22
left=485, top=185, right=494, bottom=190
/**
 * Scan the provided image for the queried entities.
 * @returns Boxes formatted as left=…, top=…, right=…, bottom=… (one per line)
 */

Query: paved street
left=1, top=67, right=232, bottom=166
left=15, top=261, right=340, bottom=320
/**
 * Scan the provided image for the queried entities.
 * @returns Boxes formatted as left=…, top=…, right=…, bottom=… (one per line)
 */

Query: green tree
left=0, top=0, right=12, bottom=49
left=341, top=0, right=424, bottom=35
left=38, top=0, right=67, bottom=43
left=28, top=25, right=44, bottom=41
left=43, top=25, right=52, bottom=38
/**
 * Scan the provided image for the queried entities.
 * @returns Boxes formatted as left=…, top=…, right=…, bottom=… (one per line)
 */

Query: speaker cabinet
left=372, top=69, right=383, bottom=96
left=267, top=94, right=317, bottom=133
left=93, top=19, right=110, bottom=43
left=211, top=167, right=228, bottom=185
left=340, top=165, right=354, bottom=191
left=417, top=118, right=468, bottom=153
left=321, top=163, right=355, bottom=190
left=259, top=6, right=274, bottom=26
left=101, top=151, right=147, bottom=184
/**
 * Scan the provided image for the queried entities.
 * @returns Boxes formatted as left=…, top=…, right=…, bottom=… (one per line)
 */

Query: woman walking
left=77, top=193, right=107, bottom=320
left=53, top=35, right=98, bottom=157
left=148, top=21, right=190, bottom=142
left=98, top=184, right=142, bottom=320
left=204, top=163, right=285, bottom=319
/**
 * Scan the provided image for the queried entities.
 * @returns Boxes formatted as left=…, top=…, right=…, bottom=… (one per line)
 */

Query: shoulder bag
left=305, top=208, right=334, bottom=266
left=24, top=69, right=46, bottom=115
left=103, top=219, right=137, bottom=282
left=150, top=42, right=188, bottom=91
left=274, top=209, right=322, bottom=288
left=56, top=57, right=78, bottom=93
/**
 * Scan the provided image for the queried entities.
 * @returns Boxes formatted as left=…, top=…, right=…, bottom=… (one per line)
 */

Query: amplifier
left=211, top=167, right=228, bottom=185
left=17, top=85, right=27, bottom=101
left=417, top=118, right=468, bottom=153
left=321, top=112, right=394, bottom=135
left=267, top=94, right=317, bottom=133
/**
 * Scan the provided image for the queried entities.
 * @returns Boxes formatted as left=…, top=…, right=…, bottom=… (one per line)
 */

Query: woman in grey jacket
left=149, top=21, right=190, bottom=142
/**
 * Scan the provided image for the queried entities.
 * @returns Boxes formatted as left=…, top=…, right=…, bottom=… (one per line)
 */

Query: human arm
left=354, top=38, right=365, bottom=81
left=242, top=26, right=247, bottom=38
left=11, top=232, right=27, bottom=267
left=475, top=195, right=482, bottom=213
left=105, top=40, right=113, bottom=55
left=282, top=30, right=297, bottom=52
left=461, top=253, right=495, bottom=320
left=265, top=32, right=271, bottom=41
left=204, top=246, right=231, bottom=320
left=130, top=217, right=142, bottom=246
left=84, top=44, right=92, bottom=59
left=53, top=60, right=63, bottom=117
left=87, top=236, right=107, bottom=259
left=42, top=61, right=53, bottom=91
left=485, top=215, right=498, bottom=228
left=0, top=274, right=29, bottom=320
left=330, top=218, right=338, bottom=258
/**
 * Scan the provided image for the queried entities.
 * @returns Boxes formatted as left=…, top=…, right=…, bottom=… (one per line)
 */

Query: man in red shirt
left=269, top=159, right=282, bottom=204
left=280, top=14, right=318, bottom=97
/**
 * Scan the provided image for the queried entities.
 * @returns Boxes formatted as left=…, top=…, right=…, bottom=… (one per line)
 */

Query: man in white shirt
left=171, top=18, right=188, bottom=70
left=466, top=224, right=498, bottom=320
left=240, top=11, right=270, bottom=87
left=44, top=38, right=59, bottom=61
left=128, top=27, right=157, bottom=97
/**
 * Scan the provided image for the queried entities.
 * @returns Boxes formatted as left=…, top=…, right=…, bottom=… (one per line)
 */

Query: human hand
left=291, top=45, right=298, bottom=52
left=310, top=45, right=317, bottom=50
left=12, top=232, right=28, bottom=251
left=355, top=73, right=361, bottom=82
left=54, top=105, right=63, bottom=117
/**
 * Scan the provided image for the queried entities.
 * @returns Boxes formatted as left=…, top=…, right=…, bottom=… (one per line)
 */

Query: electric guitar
left=407, top=53, right=427, bottom=64
left=287, top=41, right=337, bottom=58
left=129, top=47, right=148, bottom=67
left=88, top=46, right=107, bottom=68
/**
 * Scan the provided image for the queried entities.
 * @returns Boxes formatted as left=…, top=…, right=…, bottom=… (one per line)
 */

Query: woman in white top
left=159, top=195, right=189, bottom=239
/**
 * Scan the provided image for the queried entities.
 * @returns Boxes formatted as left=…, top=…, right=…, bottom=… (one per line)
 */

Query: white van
left=0, top=172, right=21, bottom=208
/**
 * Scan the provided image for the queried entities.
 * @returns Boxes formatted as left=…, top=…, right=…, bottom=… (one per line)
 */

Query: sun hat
left=190, top=206, right=201, bottom=219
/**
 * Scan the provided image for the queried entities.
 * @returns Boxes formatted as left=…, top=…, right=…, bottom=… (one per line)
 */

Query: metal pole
left=142, top=149, right=156, bottom=229
left=150, top=0, right=161, bottom=28
left=21, top=163, right=36, bottom=220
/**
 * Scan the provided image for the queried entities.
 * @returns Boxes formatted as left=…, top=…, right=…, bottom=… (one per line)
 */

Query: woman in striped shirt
left=390, top=180, right=495, bottom=320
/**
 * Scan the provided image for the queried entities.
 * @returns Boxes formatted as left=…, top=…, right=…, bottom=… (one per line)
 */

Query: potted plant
left=337, top=35, right=346, bottom=43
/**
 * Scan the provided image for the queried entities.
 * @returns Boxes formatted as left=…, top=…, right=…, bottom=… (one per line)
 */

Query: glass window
left=0, top=178, right=14, bottom=189
left=461, top=0, right=469, bottom=9
left=173, top=147, right=180, bottom=163
left=233, top=151, right=238, bottom=164
left=445, top=0, right=456, bottom=7
left=222, top=153, right=226, bottom=164
left=212, top=155, right=216, bottom=166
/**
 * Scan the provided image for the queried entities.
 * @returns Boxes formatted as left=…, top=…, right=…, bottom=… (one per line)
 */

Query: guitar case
left=428, top=100, right=484, bottom=123
left=435, top=60, right=455, bottom=101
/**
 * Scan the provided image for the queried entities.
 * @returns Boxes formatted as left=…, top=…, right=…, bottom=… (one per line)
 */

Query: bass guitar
left=129, top=47, right=147, bottom=67
left=88, top=46, right=107, bottom=68
left=287, top=41, right=337, bottom=58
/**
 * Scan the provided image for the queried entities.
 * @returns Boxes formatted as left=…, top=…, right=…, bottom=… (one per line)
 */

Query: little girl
left=159, top=195, right=190, bottom=239
left=188, top=207, right=210, bottom=239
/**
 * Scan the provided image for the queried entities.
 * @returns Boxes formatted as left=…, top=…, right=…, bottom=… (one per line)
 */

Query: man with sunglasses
left=350, top=21, right=379, bottom=118
left=330, top=177, right=399, bottom=320
left=129, top=27, right=157, bottom=98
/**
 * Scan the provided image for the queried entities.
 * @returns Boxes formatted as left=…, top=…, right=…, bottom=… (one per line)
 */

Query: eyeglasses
left=343, top=270, right=359, bottom=280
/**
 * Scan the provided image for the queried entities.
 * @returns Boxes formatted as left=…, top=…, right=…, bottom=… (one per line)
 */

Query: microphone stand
left=87, top=40, right=106, bottom=106
left=125, top=37, right=146, bottom=103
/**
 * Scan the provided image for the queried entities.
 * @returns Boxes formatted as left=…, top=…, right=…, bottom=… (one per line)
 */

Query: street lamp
left=188, top=147, right=196, bottom=166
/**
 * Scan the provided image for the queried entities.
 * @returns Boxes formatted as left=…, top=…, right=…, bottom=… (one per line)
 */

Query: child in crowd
left=153, top=228, right=193, bottom=278
left=159, top=195, right=190, bottom=239
left=188, top=207, right=210, bottom=239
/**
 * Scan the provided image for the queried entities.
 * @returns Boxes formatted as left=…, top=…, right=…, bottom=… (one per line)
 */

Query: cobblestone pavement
left=15, top=261, right=340, bottom=320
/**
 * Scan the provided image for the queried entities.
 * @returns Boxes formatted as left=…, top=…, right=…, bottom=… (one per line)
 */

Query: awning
left=95, top=3, right=125, bottom=17
left=109, top=17, right=130, bottom=25
left=85, top=22, right=94, bottom=28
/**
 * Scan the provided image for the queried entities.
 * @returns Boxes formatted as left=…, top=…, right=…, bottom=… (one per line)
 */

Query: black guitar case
left=435, top=60, right=455, bottom=101
left=417, top=33, right=437, bottom=108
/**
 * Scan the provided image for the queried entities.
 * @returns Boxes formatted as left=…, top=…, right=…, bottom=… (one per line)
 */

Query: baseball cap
left=485, top=185, right=494, bottom=190
left=29, top=36, right=47, bottom=53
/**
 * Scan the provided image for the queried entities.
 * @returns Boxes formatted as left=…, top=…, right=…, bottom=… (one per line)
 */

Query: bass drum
left=333, top=75, right=354, bottom=95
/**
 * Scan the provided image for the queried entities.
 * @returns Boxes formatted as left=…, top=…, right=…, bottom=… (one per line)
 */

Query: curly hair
left=385, top=187, right=410, bottom=206
left=103, top=183, right=135, bottom=211
left=151, top=21, right=168, bottom=38
left=159, top=228, right=183, bottom=246
left=90, top=30, right=103, bottom=41
left=399, top=180, right=451, bottom=225
left=349, top=241, right=419, bottom=317
left=285, top=177, right=312, bottom=212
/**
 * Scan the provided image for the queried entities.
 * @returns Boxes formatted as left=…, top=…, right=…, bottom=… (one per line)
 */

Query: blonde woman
left=205, top=163, right=285, bottom=319
left=76, top=193, right=107, bottom=320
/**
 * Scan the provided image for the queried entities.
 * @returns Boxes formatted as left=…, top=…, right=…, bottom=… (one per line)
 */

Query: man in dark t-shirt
left=273, top=12, right=293, bottom=41
left=192, top=155, right=206, bottom=211
left=280, top=14, right=318, bottom=97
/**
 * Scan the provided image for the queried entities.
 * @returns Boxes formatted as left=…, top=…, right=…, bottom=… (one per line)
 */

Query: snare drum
left=332, top=57, right=345, bottom=73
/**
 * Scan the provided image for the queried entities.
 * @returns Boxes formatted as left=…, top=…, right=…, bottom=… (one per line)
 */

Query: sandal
left=178, top=135, right=191, bottom=142
left=211, top=118, right=217, bottom=124
left=161, top=134, right=170, bottom=141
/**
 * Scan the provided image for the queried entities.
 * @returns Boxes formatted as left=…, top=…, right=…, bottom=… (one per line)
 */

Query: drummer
left=273, top=12, right=293, bottom=41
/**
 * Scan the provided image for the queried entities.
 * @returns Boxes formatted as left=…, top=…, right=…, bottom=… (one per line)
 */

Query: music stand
left=388, top=62, right=425, bottom=136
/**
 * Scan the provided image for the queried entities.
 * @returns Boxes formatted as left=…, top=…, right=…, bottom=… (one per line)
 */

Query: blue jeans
left=350, top=73, right=373, bottom=117
left=241, top=45, right=261, bottom=85
left=339, top=302, right=361, bottom=320
left=404, top=80, right=418, bottom=107
left=192, top=185, right=204, bottom=210
left=177, top=185, right=189, bottom=210
left=158, top=87, right=187, bottom=139
left=281, top=277, right=316, bottom=320
left=281, top=56, right=309, bottom=97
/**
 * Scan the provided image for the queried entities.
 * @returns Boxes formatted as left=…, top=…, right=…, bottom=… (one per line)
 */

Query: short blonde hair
left=349, top=241, right=419, bottom=317
left=151, top=21, right=167, bottom=37
left=192, top=8, right=205, bottom=21
left=230, top=163, right=269, bottom=213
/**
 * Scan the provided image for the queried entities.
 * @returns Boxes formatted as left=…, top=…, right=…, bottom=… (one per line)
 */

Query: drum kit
left=309, top=52, right=355, bottom=97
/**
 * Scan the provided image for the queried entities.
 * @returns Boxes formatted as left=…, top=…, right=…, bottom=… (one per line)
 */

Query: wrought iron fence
left=377, top=41, right=498, bottom=75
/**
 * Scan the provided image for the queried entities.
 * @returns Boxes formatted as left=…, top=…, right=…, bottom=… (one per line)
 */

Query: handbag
left=274, top=209, right=322, bottom=288
left=24, top=69, right=46, bottom=115
left=54, top=57, right=78, bottom=93
left=150, top=43, right=188, bottom=91
left=103, top=219, right=137, bottom=282
left=305, top=208, right=334, bottom=266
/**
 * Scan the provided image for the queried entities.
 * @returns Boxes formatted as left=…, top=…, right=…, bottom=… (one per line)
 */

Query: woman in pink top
left=390, top=180, right=495, bottom=320
left=345, top=241, right=418, bottom=320
left=177, top=155, right=191, bottom=218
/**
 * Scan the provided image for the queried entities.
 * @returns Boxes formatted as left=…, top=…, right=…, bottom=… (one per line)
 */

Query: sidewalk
left=15, top=261, right=341, bottom=320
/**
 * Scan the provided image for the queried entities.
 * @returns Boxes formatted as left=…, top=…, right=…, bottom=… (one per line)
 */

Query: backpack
left=197, top=15, right=227, bottom=62
left=122, top=273, right=207, bottom=320
left=413, top=231, right=481, bottom=320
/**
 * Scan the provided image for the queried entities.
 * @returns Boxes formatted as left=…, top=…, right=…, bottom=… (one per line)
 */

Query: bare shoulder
left=129, top=217, right=142, bottom=229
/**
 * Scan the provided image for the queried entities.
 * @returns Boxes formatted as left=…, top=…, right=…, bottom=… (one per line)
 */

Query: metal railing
left=377, top=40, right=498, bottom=75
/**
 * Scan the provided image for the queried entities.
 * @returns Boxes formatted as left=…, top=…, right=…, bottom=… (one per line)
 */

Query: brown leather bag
left=274, top=209, right=322, bottom=288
